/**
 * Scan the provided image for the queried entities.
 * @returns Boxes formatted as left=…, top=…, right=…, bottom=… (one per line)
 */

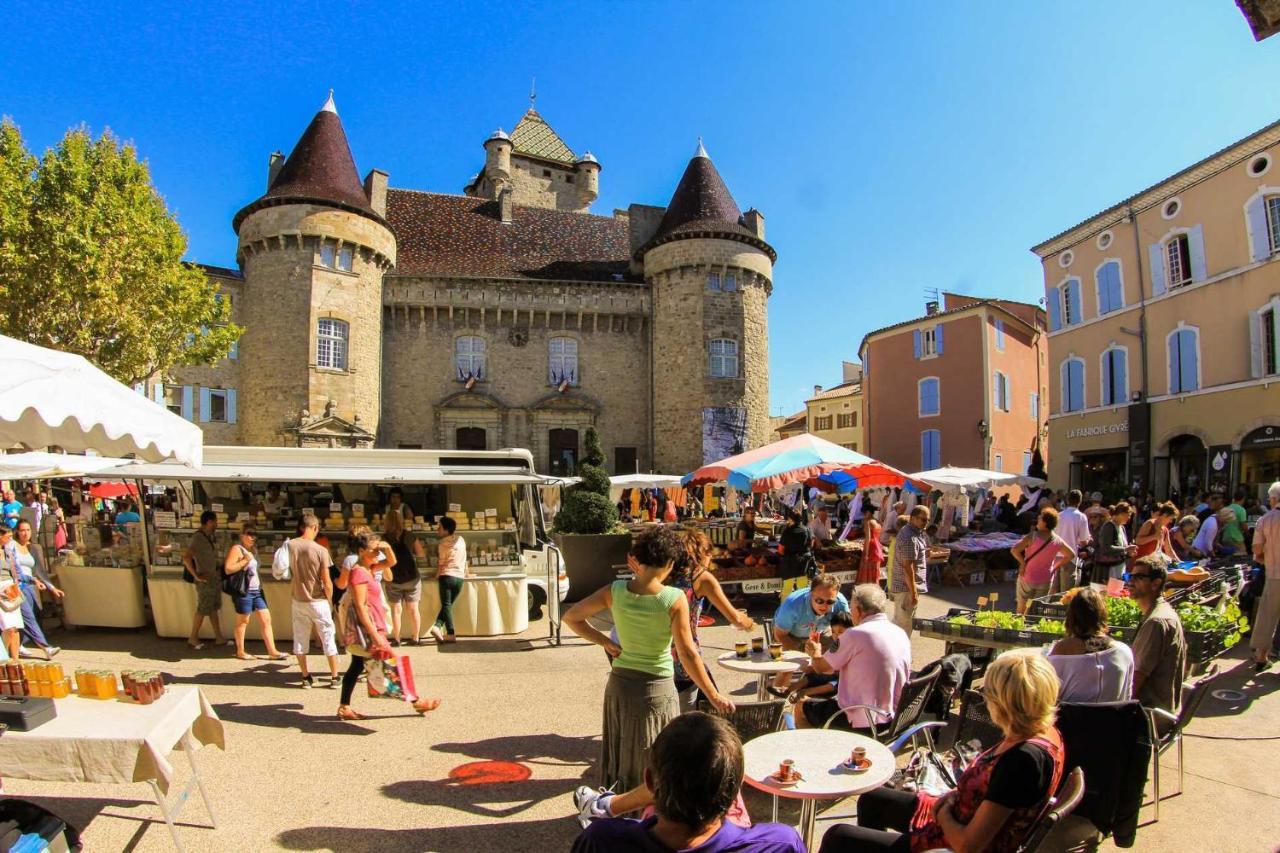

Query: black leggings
left=436, top=575, right=464, bottom=635
left=818, top=787, right=917, bottom=853
left=339, top=654, right=364, bottom=705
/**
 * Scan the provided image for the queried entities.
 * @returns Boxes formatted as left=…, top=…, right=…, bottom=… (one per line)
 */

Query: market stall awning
left=92, top=445, right=552, bottom=486
left=910, top=466, right=1045, bottom=494
left=609, top=473, right=684, bottom=500
left=684, top=434, right=924, bottom=494
left=807, top=466, right=928, bottom=495
left=88, top=481, right=142, bottom=500
left=0, top=335, right=203, bottom=466
left=0, top=451, right=135, bottom=480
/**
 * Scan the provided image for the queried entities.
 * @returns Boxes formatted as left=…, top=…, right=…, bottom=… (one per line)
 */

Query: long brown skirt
left=600, top=666, right=678, bottom=792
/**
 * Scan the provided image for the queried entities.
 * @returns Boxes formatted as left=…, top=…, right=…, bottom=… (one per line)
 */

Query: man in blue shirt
left=2, top=489, right=22, bottom=529
left=114, top=500, right=142, bottom=535
left=572, top=712, right=803, bottom=853
left=772, top=573, right=850, bottom=651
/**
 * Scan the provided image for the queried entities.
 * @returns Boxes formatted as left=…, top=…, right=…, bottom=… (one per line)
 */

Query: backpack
left=272, top=538, right=291, bottom=580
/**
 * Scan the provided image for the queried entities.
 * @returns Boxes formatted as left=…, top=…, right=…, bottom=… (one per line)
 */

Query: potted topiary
left=553, top=427, right=632, bottom=601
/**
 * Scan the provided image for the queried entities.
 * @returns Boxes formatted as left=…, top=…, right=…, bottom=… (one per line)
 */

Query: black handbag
left=220, top=545, right=251, bottom=597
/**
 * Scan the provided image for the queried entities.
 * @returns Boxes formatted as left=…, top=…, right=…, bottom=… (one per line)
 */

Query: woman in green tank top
left=564, top=527, right=734, bottom=797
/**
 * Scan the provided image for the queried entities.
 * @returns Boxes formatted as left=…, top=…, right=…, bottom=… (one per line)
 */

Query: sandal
left=186, top=640, right=206, bottom=651
left=265, top=652, right=289, bottom=661
left=337, top=707, right=366, bottom=721
left=235, top=653, right=257, bottom=661
left=413, top=698, right=441, bottom=715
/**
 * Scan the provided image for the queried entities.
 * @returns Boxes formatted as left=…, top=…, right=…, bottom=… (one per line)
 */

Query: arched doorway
left=456, top=427, right=487, bottom=450
left=1239, top=426, right=1280, bottom=502
left=1167, top=434, right=1207, bottom=504
left=548, top=428, right=579, bottom=477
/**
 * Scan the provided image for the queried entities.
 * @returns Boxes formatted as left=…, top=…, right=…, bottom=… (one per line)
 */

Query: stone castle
left=176, top=93, right=775, bottom=476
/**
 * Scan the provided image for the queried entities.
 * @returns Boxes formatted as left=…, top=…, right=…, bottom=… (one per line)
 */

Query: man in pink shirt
left=798, top=583, right=912, bottom=731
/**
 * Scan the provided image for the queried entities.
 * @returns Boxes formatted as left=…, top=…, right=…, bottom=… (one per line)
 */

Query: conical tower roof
left=509, top=107, right=576, bottom=163
left=234, top=93, right=383, bottom=231
left=639, top=142, right=775, bottom=260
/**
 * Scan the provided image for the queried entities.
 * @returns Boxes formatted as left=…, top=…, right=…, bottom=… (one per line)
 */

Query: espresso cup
left=768, top=642, right=783, bottom=660
left=852, top=746, right=867, bottom=764
left=780, top=759, right=795, bottom=780
left=735, top=641, right=749, bottom=659
left=751, top=637, right=764, bottom=653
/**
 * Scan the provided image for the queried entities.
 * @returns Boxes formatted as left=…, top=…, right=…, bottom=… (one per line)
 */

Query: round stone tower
left=641, top=141, right=775, bottom=474
left=232, top=92, right=396, bottom=446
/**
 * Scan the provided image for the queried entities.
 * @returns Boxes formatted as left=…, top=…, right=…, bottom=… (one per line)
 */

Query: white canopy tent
left=911, top=466, right=1045, bottom=494
left=609, top=473, right=684, bottom=500
left=0, top=335, right=203, bottom=466
left=0, top=451, right=136, bottom=481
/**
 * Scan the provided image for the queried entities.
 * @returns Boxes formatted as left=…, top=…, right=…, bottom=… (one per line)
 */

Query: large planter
left=554, top=532, right=634, bottom=602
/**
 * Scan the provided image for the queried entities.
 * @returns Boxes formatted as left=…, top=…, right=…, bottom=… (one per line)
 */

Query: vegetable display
left=1104, top=597, right=1143, bottom=629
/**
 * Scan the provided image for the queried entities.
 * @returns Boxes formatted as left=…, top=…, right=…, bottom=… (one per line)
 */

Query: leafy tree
left=555, top=426, right=618, bottom=534
left=0, top=118, right=238, bottom=385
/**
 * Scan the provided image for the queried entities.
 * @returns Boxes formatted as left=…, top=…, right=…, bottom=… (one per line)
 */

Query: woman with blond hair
left=819, top=649, right=1065, bottom=853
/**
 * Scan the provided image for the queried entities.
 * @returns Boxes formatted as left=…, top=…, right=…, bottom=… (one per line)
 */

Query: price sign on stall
left=211, top=503, right=224, bottom=514
left=329, top=502, right=342, bottom=512
left=448, top=503, right=462, bottom=513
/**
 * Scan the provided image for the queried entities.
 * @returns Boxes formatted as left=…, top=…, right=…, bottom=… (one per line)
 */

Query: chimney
left=267, top=151, right=285, bottom=189
left=813, top=384, right=823, bottom=397
left=498, top=186, right=514, bottom=225
left=925, top=300, right=940, bottom=316
left=363, top=169, right=388, bottom=217
left=743, top=208, right=765, bottom=240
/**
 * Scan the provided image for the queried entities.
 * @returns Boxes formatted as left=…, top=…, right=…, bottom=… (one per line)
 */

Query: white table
left=742, top=728, right=896, bottom=850
left=0, top=686, right=225, bottom=852
left=717, top=648, right=808, bottom=700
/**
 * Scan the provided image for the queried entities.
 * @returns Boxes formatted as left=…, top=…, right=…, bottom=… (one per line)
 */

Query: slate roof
left=639, top=149, right=775, bottom=261
left=510, top=108, right=576, bottom=164
left=385, top=189, right=637, bottom=282
left=234, top=99, right=382, bottom=232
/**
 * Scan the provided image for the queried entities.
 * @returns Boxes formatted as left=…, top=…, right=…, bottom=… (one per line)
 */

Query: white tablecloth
left=0, top=686, right=224, bottom=794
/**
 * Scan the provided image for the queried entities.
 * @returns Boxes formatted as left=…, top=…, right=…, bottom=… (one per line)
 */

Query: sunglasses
left=1123, top=572, right=1152, bottom=581
left=812, top=596, right=837, bottom=606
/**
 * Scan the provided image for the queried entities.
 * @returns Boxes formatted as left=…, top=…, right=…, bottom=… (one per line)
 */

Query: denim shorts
left=233, top=589, right=269, bottom=615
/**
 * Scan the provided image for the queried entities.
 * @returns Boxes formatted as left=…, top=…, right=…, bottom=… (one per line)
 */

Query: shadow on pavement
left=1193, top=654, right=1280, bottom=718
left=382, top=774, right=586, bottom=819
left=276, top=817, right=578, bottom=852
left=432, top=733, right=598, bottom=768
left=432, top=638, right=537, bottom=654
left=7, top=794, right=215, bottom=851
left=208, top=701, right=379, bottom=735
left=167, top=662, right=296, bottom=688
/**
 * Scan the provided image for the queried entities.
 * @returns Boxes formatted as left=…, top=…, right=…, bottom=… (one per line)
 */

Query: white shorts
left=291, top=599, right=337, bottom=657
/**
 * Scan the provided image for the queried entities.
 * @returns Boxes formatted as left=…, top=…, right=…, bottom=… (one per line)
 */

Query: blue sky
left=2, top=2, right=1276, bottom=415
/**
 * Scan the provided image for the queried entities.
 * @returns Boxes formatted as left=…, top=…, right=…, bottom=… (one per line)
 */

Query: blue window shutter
left=1102, top=353, right=1112, bottom=405
left=1115, top=351, right=1127, bottom=401
left=994, top=319, right=1005, bottom=349
left=1148, top=243, right=1167, bottom=296
left=1110, top=262, right=1123, bottom=308
left=1187, top=224, right=1208, bottom=282
left=181, top=386, right=194, bottom=421
left=1096, top=268, right=1109, bottom=315
left=198, top=387, right=211, bottom=422
left=151, top=384, right=163, bottom=405
left=921, top=432, right=929, bottom=469
left=1169, top=336, right=1182, bottom=393
left=912, top=330, right=922, bottom=359
left=932, top=431, right=940, bottom=468
left=1246, top=196, right=1271, bottom=262
left=935, top=324, right=944, bottom=355
left=1047, top=288, right=1062, bottom=331
left=1180, top=331, right=1198, bottom=391
left=226, top=389, right=237, bottom=424
left=1066, top=280, right=1082, bottom=323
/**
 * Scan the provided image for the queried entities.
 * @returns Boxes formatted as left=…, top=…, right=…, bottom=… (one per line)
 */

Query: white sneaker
left=17, top=646, right=38, bottom=659
left=428, top=625, right=445, bottom=643
left=572, top=785, right=615, bottom=828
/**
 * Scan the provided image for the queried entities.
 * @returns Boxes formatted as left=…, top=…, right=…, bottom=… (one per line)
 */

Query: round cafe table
left=742, top=728, right=895, bottom=850
left=717, top=649, right=808, bottom=700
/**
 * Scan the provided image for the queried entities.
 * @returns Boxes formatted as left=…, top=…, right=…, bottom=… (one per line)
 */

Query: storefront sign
left=1242, top=426, right=1280, bottom=450
left=1065, top=423, right=1128, bottom=439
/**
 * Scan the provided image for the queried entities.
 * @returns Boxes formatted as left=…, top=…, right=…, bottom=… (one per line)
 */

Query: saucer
left=769, top=771, right=803, bottom=786
left=840, top=758, right=873, bottom=773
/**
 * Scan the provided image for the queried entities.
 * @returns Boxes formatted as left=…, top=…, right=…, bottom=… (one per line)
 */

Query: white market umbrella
left=0, top=335, right=203, bottom=466
left=609, top=473, right=685, bottom=500
left=911, top=465, right=1045, bottom=494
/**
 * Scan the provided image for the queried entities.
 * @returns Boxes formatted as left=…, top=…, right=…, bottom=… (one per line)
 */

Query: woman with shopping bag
left=336, top=531, right=440, bottom=721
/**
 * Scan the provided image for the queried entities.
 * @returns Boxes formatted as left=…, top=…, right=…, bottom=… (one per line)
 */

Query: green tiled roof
left=510, top=108, right=576, bottom=163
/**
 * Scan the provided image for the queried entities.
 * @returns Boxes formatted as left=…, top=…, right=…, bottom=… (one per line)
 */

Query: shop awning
left=0, top=451, right=136, bottom=480
left=0, top=334, right=203, bottom=466
left=90, top=445, right=551, bottom=486
left=910, top=466, right=1045, bottom=493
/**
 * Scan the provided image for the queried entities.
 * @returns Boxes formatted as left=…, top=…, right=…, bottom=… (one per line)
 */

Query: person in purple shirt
left=572, top=712, right=805, bottom=853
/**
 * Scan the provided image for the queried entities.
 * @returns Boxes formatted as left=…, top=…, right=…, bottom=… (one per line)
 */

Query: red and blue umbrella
left=684, top=434, right=925, bottom=494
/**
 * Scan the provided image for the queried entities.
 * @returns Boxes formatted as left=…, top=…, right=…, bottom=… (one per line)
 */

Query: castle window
left=708, top=339, right=738, bottom=378
left=549, top=337, right=579, bottom=386
left=707, top=272, right=721, bottom=291
left=723, top=273, right=737, bottom=292
left=316, top=318, right=349, bottom=370
left=455, top=335, right=486, bottom=381
left=565, top=174, right=574, bottom=184
left=319, top=244, right=336, bottom=268
left=543, top=169, right=551, bottom=177
left=337, top=247, right=353, bottom=272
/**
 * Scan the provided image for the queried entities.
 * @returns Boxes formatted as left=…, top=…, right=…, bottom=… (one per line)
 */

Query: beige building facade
left=163, top=96, right=775, bottom=476
left=1032, top=119, right=1280, bottom=503
left=805, top=379, right=864, bottom=452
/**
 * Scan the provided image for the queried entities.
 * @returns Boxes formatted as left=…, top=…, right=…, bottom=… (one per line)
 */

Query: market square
left=2, top=4, right=1280, bottom=852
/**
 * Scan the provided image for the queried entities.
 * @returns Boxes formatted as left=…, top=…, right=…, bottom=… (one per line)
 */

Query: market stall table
left=742, top=728, right=895, bottom=850
left=0, top=686, right=224, bottom=852
left=717, top=649, right=808, bottom=700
